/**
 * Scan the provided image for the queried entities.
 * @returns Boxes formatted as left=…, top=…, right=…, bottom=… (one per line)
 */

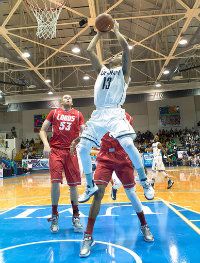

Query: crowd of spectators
left=15, top=129, right=200, bottom=169
left=0, top=127, right=199, bottom=178
left=135, top=128, right=200, bottom=167
left=20, top=138, right=44, bottom=159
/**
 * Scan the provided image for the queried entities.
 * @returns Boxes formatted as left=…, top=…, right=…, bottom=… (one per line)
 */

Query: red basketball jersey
left=46, top=108, right=84, bottom=149
left=100, top=112, right=133, bottom=156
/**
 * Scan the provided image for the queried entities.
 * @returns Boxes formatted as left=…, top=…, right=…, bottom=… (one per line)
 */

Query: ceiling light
left=155, top=83, right=162, bottom=87
left=0, top=57, right=9, bottom=63
left=45, top=79, right=51, bottom=83
left=129, top=45, right=133, bottom=50
left=163, top=69, right=170, bottom=75
left=83, top=75, right=90, bottom=80
left=71, top=46, right=81, bottom=54
left=22, top=51, right=30, bottom=58
left=48, top=91, right=53, bottom=95
left=179, top=39, right=188, bottom=45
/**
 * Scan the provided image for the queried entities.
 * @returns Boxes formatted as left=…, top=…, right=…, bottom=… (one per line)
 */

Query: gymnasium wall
left=0, top=95, right=199, bottom=139
left=194, top=96, right=200, bottom=124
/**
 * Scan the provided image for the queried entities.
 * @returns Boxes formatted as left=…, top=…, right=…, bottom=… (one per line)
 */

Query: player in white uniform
left=76, top=21, right=154, bottom=203
left=147, top=135, right=174, bottom=189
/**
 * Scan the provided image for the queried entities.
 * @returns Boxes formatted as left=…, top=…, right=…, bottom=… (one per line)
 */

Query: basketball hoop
left=25, top=0, right=65, bottom=39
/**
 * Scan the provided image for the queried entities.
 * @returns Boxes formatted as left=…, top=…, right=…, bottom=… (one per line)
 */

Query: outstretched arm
left=87, top=32, right=103, bottom=74
left=113, top=21, right=131, bottom=84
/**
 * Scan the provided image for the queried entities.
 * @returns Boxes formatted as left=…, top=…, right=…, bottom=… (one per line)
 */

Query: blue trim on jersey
left=80, top=136, right=100, bottom=147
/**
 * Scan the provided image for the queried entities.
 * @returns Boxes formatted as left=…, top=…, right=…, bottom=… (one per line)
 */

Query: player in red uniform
left=79, top=113, right=154, bottom=258
left=40, top=95, right=85, bottom=233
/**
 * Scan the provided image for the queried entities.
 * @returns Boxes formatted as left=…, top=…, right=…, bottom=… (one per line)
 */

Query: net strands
left=26, top=0, right=64, bottom=39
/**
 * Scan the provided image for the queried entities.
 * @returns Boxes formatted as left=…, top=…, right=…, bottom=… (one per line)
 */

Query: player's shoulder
left=48, top=108, right=57, bottom=115
left=53, top=107, right=61, bottom=112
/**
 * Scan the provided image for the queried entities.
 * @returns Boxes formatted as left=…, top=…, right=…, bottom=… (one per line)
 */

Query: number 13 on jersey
left=102, top=77, right=112, bottom=89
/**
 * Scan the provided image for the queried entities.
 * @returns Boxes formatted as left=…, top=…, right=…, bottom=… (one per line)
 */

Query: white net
left=26, top=0, right=64, bottom=39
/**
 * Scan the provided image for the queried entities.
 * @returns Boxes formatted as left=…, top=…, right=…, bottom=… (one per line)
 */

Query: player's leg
left=158, top=157, right=174, bottom=189
left=77, top=111, right=108, bottom=203
left=64, top=152, right=83, bottom=232
left=161, top=171, right=174, bottom=189
left=109, top=114, right=154, bottom=200
left=80, top=184, right=106, bottom=257
left=115, top=163, right=154, bottom=242
left=151, top=159, right=157, bottom=188
left=125, top=187, right=154, bottom=242
left=80, top=161, right=112, bottom=257
left=111, top=171, right=122, bottom=200
left=48, top=149, right=63, bottom=233
left=77, top=138, right=98, bottom=203
left=151, top=171, right=157, bottom=188
left=69, top=186, right=83, bottom=232
left=117, top=135, right=154, bottom=200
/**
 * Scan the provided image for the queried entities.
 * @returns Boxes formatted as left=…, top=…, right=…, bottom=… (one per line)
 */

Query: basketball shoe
left=72, top=217, right=83, bottom=232
left=48, top=214, right=59, bottom=233
left=167, top=179, right=174, bottom=189
left=140, top=179, right=155, bottom=200
left=79, top=233, right=95, bottom=258
left=78, top=184, right=98, bottom=203
left=141, top=225, right=154, bottom=242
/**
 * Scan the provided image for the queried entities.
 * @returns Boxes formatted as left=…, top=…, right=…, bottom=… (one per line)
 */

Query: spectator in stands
left=21, top=140, right=26, bottom=149
left=11, top=127, right=17, bottom=138
left=30, top=138, right=35, bottom=146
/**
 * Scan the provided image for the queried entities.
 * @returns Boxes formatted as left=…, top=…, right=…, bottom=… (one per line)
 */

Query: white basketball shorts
left=81, top=107, right=136, bottom=146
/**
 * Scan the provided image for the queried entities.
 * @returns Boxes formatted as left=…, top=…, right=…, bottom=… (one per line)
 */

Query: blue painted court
left=0, top=201, right=199, bottom=263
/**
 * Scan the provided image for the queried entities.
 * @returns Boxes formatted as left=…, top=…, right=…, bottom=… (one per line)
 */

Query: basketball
left=95, top=13, right=114, bottom=32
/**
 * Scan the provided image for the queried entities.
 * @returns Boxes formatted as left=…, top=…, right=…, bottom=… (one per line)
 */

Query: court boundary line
left=1, top=200, right=161, bottom=209
left=18, top=200, right=161, bottom=207
left=168, top=202, right=200, bottom=214
left=160, top=199, right=200, bottom=235
left=0, top=239, right=142, bottom=262
left=0, top=206, right=19, bottom=215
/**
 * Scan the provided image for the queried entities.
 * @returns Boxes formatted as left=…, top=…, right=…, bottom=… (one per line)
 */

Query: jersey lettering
left=57, top=114, right=75, bottom=122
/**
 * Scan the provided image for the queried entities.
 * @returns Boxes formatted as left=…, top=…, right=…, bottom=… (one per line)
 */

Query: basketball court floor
left=0, top=167, right=199, bottom=263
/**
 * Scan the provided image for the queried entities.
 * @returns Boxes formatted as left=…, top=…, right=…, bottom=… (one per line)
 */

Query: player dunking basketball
left=77, top=20, right=154, bottom=203
left=40, top=95, right=84, bottom=233
left=79, top=112, right=154, bottom=258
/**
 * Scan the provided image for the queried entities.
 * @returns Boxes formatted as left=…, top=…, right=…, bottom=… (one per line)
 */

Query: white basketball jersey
left=94, top=66, right=128, bottom=107
left=152, top=142, right=162, bottom=157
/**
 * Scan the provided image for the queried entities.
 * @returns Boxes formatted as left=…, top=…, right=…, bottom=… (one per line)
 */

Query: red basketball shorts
left=49, top=147, right=81, bottom=186
left=94, top=151, right=135, bottom=188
